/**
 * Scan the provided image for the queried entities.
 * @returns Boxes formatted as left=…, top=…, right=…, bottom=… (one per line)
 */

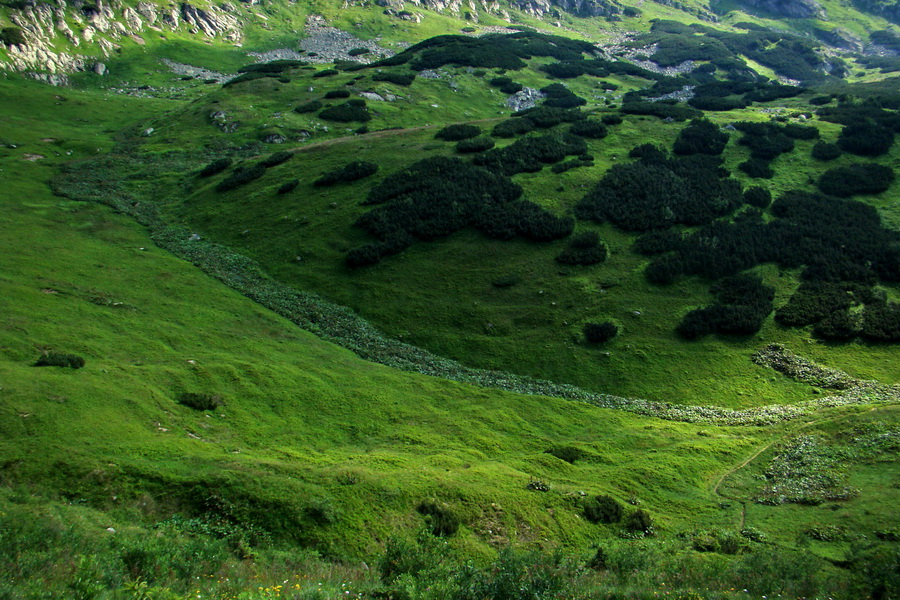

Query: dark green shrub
left=584, top=495, right=623, bottom=524
left=624, top=509, right=653, bottom=534
left=545, top=445, right=583, bottom=464
left=743, top=186, right=772, bottom=208
left=295, top=100, right=323, bottom=114
left=556, top=231, right=607, bottom=265
left=416, top=501, right=459, bottom=536
left=314, top=160, right=378, bottom=186
left=435, top=124, right=481, bottom=141
left=1, top=26, right=26, bottom=46
left=348, top=47, right=369, bottom=56
left=811, top=142, right=841, bottom=161
left=809, top=95, right=832, bottom=105
left=739, top=158, right=775, bottom=179
left=492, top=274, right=520, bottom=288
left=818, top=163, right=895, bottom=197
left=569, top=120, right=608, bottom=139
left=861, top=302, right=900, bottom=342
left=277, top=180, right=299, bottom=194
left=324, top=89, right=351, bottom=99
left=259, top=151, right=293, bottom=168
left=584, top=321, right=618, bottom=343
left=177, top=392, right=223, bottom=411
left=372, top=71, right=416, bottom=86
left=489, top=76, right=523, bottom=94
left=199, top=157, right=232, bottom=178
left=216, top=164, right=266, bottom=192
left=492, top=118, right=535, bottom=138
left=588, top=547, right=608, bottom=570
left=601, top=114, right=623, bottom=125
left=319, top=101, right=371, bottom=122
left=837, top=121, right=895, bottom=156
left=456, top=136, right=495, bottom=153
left=673, top=119, right=729, bottom=156
left=34, top=352, right=85, bottom=369
left=312, top=68, right=339, bottom=78
left=237, top=60, right=305, bottom=74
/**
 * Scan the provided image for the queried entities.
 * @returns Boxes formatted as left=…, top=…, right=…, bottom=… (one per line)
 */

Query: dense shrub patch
left=677, top=274, right=774, bottom=338
left=312, top=68, right=339, bottom=78
left=372, top=71, right=416, bottom=86
left=258, top=151, right=293, bottom=168
left=0, top=26, right=26, bottom=46
left=811, top=142, right=841, bottom=161
left=474, top=132, right=587, bottom=176
left=199, top=158, right=232, bottom=178
left=489, top=76, right=523, bottom=94
left=492, top=118, right=535, bottom=138
left=569, top=120, right=608, bottom=139
left=324, top=89, right=351, bottom=99
left=584, top=495, right=623, bottom=523
left=621, top=101, right=701, bottom=121
left=294, top=100, right=323, bottom=114
left=545, top=445, right=583, bottom=464
left=416, top=502, right=459, bottom=536
left=584, top=321, right=618, bottom=343
left=237, top=60, right=305, bottom=74
left=348, top=157, right=572, bottom=266
left=435, top=124, right=481, bottom=141
left=319, top=100, right=371, bottom=123
left=34, top=352, right=85, bottom=369
left=673, top=119, right=729, bottom=155
left=556, top=231, right=607, bottom=265
left=177, top=392, right=223, bottom=411
left=818, top=163, right=895, bottom=197
left=314, top=161, right=378, bottom=186
left=739, top=158, right=775, bottom=179
left=216, top=164, right=265, bottom=192
left=837, top=121, right=895, bottom=156
left=743, top=186, right=771, bottom=208
left=277, top=180, right=299, bottom=194
left=576, top=147, right=742, bottom=231
left=456, top=136, right=495, bottom=153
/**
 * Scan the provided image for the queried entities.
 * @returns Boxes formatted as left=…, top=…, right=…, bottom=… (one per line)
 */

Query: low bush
left=811, top=142, right=841, bottom=161
left=0, top=26, right=26, bottom=46
left=556, top=231, right=607, bottom=265
left=739, top=158, right=775, bottom=179
left=837, top=121, right=895, bottom=156
left=435, top=124, right=481, bottom=141
left=492, top=118, right=535, bottom=138
left=324, top=89, right=351, bottom=99
left=372, top=71, right=416, bottom=86
left=584, top=495, right=624, bottom=523
left=489, top=76, right=523, bottom=94
left=569, top=120, right=608, bottom=139
left=416, top=501, right=459, bottom=536
left=199, top=157, right=232, bottom=178
left=584, top=321, right=618, bottom=343
left=258, top=151, right=293, bottom=168
left=545, top=445, right=583, bottom=464
left=319, top=101, right=371, bottom=123
left=673, top=118, right=729, bottom=156
left=294, top=100, right=323, bottom=114
left=624, top=509, right=653, bottom=534
left=314, top=161, right=378, bottom=186
left=818, top=163, right=895, bottom=197
left=312, top=68, right=339, bottom=78
left=277, top=180, right=299, bottom=194
left=216, top=164, right=265, bottom=192
left=601, top=114, right=623, bottom=125
left=177, top=392, right=223, bottom=411
left=743, top=186, right=772, bottom=208
left=456, top=136, right=495, bottom=153
left=348, top=47, right=369, bottom=56
left=34, top=352, right=85, bottom=369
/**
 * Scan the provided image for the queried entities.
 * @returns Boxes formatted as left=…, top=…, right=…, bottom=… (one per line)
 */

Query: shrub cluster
left=372, top=71, right=416, bottom=86
left=569, top=120, right=608, bottom=139
left=474, top=132, right=586, bottom=176
left=312, top=68, right=339, bottom=78
left=324, top=89, right=351, bottom=99
left=556, top=231, right=607, bottom=265
left=621, top=101, right=701, bottom=122
left=236, top=60, right=305, bottom=74
left=584, top=321, right=618, bottom=343
left=492, top=118, right=535, bottom=138
left=811, top=141, right=841, bottom=161
left=837, top=121, right=895, bottom=157
left=1, top=26, right=26, bottom=46
left=673, top=119, right=729, bottom=155
left=416, top=502, right=459, bottom=536
left=677, top=274, right=774, bottom=338
left=348, top=157, right=572, bottom=266
left=645, top=191, right=900, bottom=286
left=540, top=83, right=586, bottom=108
left=861, top=301, right=900, bottom=342
left=277, top=180, right=299, bottom=194
left=584, top=495, right=623, bottom=523
left=743, top=186, right=771, bottom=208
left=319, top=100, right=371, bottom=123
left=177, top=392, right=223, bottom=411
left=545, top=445, right=583, bottom=464
left=199, top=158, right=232, bottom=178
left=818, top=163, right=895, bottom=197
left=295, top=100, right=323, bottom=114
left=576, top=147, right=742, bottom=231
left=216, top=164, right=265, bottom=192
left=551, top=156, right=594, bottom=174
left=489, top=76, right=523, bottom=94
left=456, top=136, right=495, bottom=153
left=258, top=151, right=293, bottom=168
left=314, top=161, right=378, bottom=187
left=435, top=124, right=481, bottom=141
left=34, top=352, right=85, bottom=369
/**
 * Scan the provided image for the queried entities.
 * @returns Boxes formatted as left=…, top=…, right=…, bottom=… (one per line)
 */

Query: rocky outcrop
left=0, top=0, right=243, bottom=80
left=735, top=0, right=825, bottom=19
left=513, top=0, right=622, bottom=18
left=506, top=87, right=545, bottom=111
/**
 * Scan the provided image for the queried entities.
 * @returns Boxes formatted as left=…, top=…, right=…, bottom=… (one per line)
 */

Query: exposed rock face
left=506, top=87, right=546, bottom=111
left=0, top=0, right=243, bottom=79
left=513, top=0, right=622, bottom=17
left=736, top=0, right=825, bottom=19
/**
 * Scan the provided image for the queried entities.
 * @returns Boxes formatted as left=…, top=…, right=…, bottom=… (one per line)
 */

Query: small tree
left=584, top=495, right=623, bottom=524
left=584, top=321, right=618, bottom=343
